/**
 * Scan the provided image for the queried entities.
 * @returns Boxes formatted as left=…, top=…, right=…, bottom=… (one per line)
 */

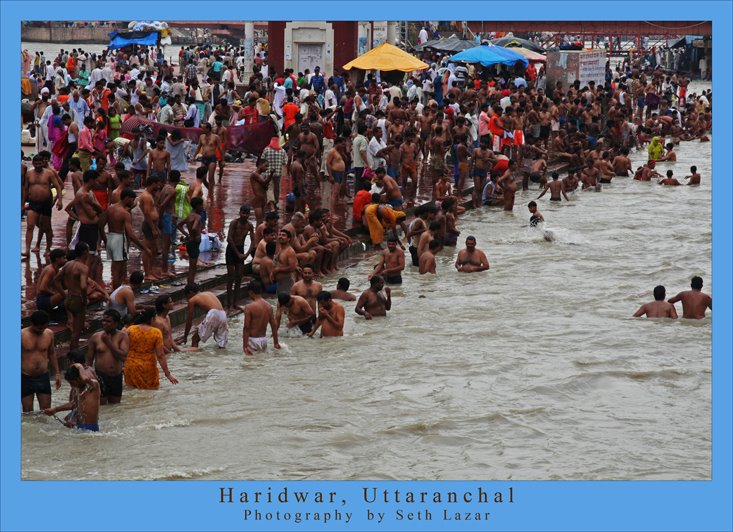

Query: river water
left=22, top=134, right=712, bottom=481
left=20, top=53, right=712, bottom=480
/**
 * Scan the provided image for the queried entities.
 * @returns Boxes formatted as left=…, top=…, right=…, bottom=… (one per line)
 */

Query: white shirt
left=102, top=66, right=114, bottom=83
left=90, top=68, right=104, bottom=86
left=418, top=28, right=429, bottom=44
left=324, top=89, right=337, bottom=109
left=500, top=95, right=512, bottom=111
left=368, top=136, right=387, bottom=168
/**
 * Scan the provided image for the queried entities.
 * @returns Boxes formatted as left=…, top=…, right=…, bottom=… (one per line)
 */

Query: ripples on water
left=22, top=84, right=712, bottom=481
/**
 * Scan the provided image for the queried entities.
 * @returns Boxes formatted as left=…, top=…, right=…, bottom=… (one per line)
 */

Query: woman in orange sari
left=124, top=309, right=178, bottom=389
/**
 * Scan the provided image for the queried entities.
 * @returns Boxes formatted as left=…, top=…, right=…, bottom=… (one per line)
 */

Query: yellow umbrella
left=343, top=42, right=428, bottom=72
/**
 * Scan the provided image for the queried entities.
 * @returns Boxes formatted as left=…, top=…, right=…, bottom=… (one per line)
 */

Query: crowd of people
left=21, top=36, right=712, bottom=431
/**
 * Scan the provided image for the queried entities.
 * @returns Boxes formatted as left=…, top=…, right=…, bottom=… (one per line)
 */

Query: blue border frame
left=2, top=2, right=731, bottom=531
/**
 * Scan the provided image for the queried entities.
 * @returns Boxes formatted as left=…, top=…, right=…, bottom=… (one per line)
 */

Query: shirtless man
left=595, top=152, right=616, bottom=183
left=659, top=170, right=682, bottom=186
left=633, top=285, right=678, bottom=318
left=307, top=291, right=345, bottom=338
left=157, top=172, right=179, bottom=276
left=177, top=197, right=206, bottom=285
left=272, top=229, right=298, bottom=295
left=290, top=151, right=307, bottom=213
left=35, top=249, right=67, bottom=314
left=298, top=123, right=321, bottom=208
left=137, top=176, right=162, bottom=281
left=64, top=158, right=84, bottom=244
left=470, top=138, right=494, bottom=207
left=455, top=236, right=490, bottom=273
left=418, top=220, right=443, bottom=261
left=400, top=134, right=419, bottom=199
left=183, top=283, right=228, bottom=349
left=526, top=152, right=548, bottom=191
left=152, top=295, right=180, bottom=354
left=147, top=136, right=171, bottom=180
left=290, top=264, right=323, bottom=315
left=537, top=172, right=570, bottom=202
left=330, top=277, right=356, bottom=302
left=612, top=147, right=633, bottom=176
left=419, top=239, right=440, bottom=275
left=194, top=123, right=220, bottom=189
left=582, top=159, right=601, bottom=189
left=634, top=160, right=663, bottom=182
left=87, top=309, right=128, bottom=404
left=325, top=136, right=347, bottom=213
left=109, top=169, right=134, bottom=205
left=225, top=205, right=255, bottom=312
left=374, top=167, right=403, bottom=210
left=57, top=242, right=90, bottom=349
left=276, top=292, right=315, bottom=335
left=496, top=160, right=517, bottom=212
left=250, top=160, right=270, bottom=226
left=668, top=276, right=712, bottom=319
left=355, top=275, right=391, bottom=320
left=455, top=135, right=471, bottom=199
left=213, top=116, right=229, bottom=183
left=21, top=311, right=61, bottom=412
left=369, top=237, right=405, bottom=285
left=429, top=126, right=450, bottom=197
left=282, top=213, right=319, bottom=272
left=60, top=364, right=101, bottom=432
left=684, top=165, right=701, bottom=186
left=243, top=280, right=280, bottom=355
left=107, top=189, right=145, bottom=289
left=258, top=241, right=278, bottom=295
left=23, top=154, right=63, bottom=259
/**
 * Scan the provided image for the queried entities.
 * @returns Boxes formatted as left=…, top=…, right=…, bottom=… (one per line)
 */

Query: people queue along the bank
left=21, top=41, right=712, bottom=430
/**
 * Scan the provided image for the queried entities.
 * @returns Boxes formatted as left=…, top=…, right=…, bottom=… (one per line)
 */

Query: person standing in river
left=668, top=276, right=712, bottom=319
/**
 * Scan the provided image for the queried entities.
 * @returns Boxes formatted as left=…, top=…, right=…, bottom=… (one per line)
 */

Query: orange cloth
left=364, top=204, right=401, bottom=246
left=124, top=325, right=163, bottom=389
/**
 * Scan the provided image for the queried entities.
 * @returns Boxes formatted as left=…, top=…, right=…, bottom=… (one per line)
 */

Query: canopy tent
left=511, top=46, right=546, bottom=63
left=108, top=30, right=160, bottom=49
left=414, top=34, right=477, bottom=53
left=343, top=42, right=428, bottom=72
left=491, top=36, right=545, bottom=54
left=449, top=43, right=529, bottom=68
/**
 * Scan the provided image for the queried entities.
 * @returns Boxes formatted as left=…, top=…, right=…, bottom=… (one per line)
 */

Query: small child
left=528, top=201, right=545, bottom=227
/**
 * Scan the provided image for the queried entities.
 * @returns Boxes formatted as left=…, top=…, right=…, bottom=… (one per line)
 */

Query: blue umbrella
left=449, top=43, right=529, bottom=68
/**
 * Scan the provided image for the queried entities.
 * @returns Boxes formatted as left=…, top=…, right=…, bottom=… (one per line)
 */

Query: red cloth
left=119, top=115, right=277, bottom=154
left=352, top=190, right=372, bottom=223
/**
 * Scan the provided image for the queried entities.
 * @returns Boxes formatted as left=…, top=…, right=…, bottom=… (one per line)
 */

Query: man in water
left=307, top=291, right=345, bottom=338
left=537, top=172, right=570, bottom=202
left=272, top=229, right=298, bottom=295
left=684, top=165, right=701, bottom=185
left=369, top=237, right=405, bottom=285
left=528, top=201, right=545, bottom=227
left=419, top=239, right=440, bottom=275
left=633, top=285, right=678, bottom=318
left=355, top=275, right=391, bottom=320
left=183, top=283, right=229, bottom=349
left=290, top=264, right=323, bottom=314
left=658, top=169, right=682, bottom=186
left=86, top=309, right=128, bottom=405
left=21, top=310, right=61, bottom=412
left=667, top=276, right=712, bottom=319
left=455, top=236, right=490, bottom=273
left=330, top=277, right=356, bottom=302
left=276, top=292, right=316, bottom=335
left=243, top=280, right=280, bottom=355
left=62, top=363, right=101, bottom=432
